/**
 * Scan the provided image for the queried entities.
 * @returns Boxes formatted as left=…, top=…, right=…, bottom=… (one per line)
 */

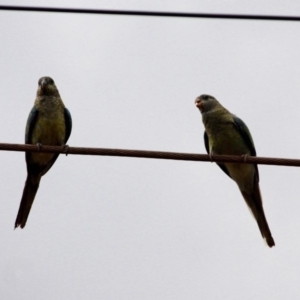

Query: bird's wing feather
left=233, top=115, right=259, bottom=181
left=232, top=116, right=256, bottom=156
left=25, top=107, right=39, bottom=144
left=25, top=107, right=39, bottom=168
left=64, top=107, right=72, bottom=143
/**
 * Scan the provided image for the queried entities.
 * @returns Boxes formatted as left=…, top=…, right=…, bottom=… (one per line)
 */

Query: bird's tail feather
left=242, top=183, right=275, bottom=248
left=15, top=175, right=40, bottom=229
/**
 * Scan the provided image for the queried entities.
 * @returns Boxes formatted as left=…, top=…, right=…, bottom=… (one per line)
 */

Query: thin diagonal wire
left=0, top=5, right=300, bottom=21
left=1, top=142, right=300, bottom=167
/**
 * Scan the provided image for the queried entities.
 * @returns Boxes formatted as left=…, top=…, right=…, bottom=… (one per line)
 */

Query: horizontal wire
left=0, top=5, right=300, bottom=21
left=1, top=142, right=300, bottom=167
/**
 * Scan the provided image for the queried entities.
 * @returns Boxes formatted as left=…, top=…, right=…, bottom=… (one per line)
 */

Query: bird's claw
left=209, top=153, right=214, bottom=162
left=242, top=154, right=248, bottom=163
left=63, top=145, right=69, bottom=156
left=36, top=143, right=42, bottom=151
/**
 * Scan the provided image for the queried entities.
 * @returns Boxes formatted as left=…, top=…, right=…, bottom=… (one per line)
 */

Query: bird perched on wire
left=15, top=76, right=72, bottom=229
left=195, top=94, right=275, bottom=247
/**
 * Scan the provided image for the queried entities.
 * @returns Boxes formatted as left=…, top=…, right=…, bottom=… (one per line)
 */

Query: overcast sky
left=1, top=1, right=300, bottom=299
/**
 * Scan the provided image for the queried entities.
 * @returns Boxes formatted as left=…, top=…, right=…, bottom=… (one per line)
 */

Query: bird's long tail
left=242, top=183, right=275, bottom=248
left=15, top=174, right=41, bottom=229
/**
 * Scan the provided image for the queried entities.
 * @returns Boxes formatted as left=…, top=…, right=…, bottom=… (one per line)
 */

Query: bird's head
left=37, top=76, right=59, bottom=97
left=195, top=94, right=219, bottom=113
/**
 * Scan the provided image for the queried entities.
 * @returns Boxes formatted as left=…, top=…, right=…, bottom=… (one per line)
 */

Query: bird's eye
left=202, top=95, right=209, bottom=101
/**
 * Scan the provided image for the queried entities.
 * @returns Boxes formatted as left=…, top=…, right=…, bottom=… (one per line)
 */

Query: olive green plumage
left=195, top=94, right=275, bottom=247
left=15, top=77, right=72, bottom=229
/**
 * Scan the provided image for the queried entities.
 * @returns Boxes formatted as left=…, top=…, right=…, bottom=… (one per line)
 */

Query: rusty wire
left=1, top=142, right=300, bottom=167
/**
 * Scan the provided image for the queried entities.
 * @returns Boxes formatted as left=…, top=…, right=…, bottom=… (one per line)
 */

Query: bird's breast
left=29, top=112, right=66, bottom=165
left=31, top=114, right=66, bottom=145
left=207, top=123, right=249, bottom=156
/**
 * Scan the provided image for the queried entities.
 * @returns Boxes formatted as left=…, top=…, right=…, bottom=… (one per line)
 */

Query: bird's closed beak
left=41, top=78, right=48, bottom=87
left=195, top=98, right=202, bottom=110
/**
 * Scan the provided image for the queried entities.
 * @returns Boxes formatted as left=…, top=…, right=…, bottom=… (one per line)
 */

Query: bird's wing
left=232, top=116, right=256, bottom=156
left=25, top=107, right=40, bottom=169
left=64, top=107, right=72, bottom=143
left=233, top=115, right=259, bottom=181
left=204, top=131, right=231, bottom=178
left=25, top=107, right=39, bottom=144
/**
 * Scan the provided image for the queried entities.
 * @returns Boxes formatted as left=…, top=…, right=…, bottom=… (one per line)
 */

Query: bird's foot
left=36, top=143, right=42, bottom=151
left=242, top=154, right=248, bottom=163
left=209, top=153, right=214, bottom=162
left=63, top=145, right=70, bottom=156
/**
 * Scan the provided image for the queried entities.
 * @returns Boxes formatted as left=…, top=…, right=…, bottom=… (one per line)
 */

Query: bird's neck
left=202, top=107, right=231, bottom=134
left=35, top=96, right=64, bottom=115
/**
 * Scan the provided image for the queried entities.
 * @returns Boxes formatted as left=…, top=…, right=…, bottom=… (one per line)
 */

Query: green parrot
left=15, top=77, right=72, bottom=229
left=195, top=94, right=275, bottom=247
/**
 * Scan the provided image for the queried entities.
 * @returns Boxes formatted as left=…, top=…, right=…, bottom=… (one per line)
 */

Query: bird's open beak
left=195, top=98, right=202, bottom=110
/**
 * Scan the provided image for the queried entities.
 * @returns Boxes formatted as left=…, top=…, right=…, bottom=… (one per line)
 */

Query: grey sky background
left=1, top=1, right=300, bottom=299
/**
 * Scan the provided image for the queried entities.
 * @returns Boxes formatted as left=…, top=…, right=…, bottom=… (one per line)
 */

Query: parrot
left=195, top=94, right=275, bottom=247
left=15, top=76, right=72, bottom=229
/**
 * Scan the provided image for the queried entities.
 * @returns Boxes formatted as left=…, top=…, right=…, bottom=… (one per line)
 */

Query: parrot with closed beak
left=15, top=76, right=72, bottom=229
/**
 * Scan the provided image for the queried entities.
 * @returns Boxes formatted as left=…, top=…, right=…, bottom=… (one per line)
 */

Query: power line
left=2, top=142, right=300, bottom=167
left=0, top=5, right=300, bottom=21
